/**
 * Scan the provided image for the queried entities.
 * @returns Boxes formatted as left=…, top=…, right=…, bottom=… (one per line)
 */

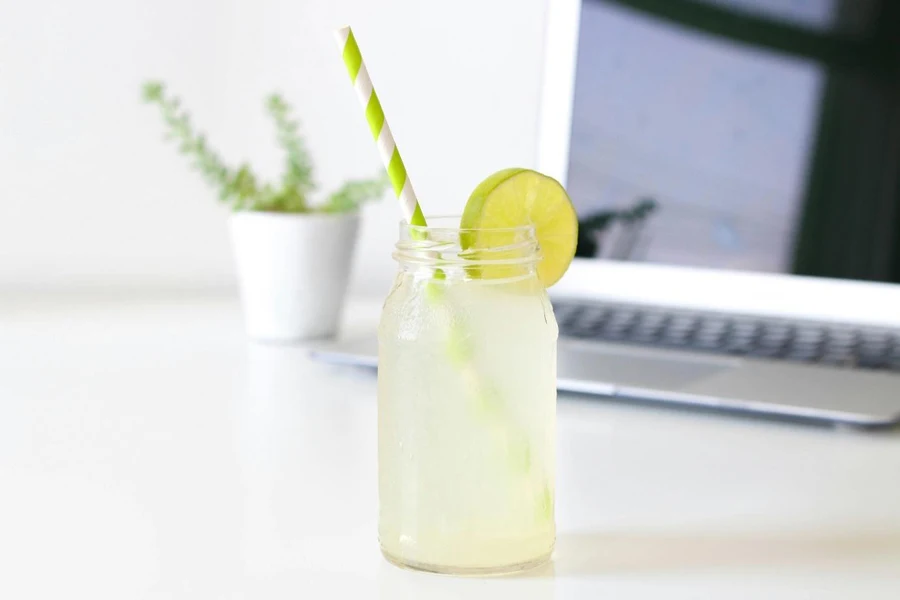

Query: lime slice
left=461, top=168, right=578, bottom=287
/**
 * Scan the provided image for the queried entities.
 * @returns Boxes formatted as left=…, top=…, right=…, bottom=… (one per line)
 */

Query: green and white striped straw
left=334, top=26, right=426, bottom=228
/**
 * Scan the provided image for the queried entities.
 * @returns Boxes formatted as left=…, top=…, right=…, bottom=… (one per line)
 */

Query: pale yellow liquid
left=378, top=274, right=557, bottom=574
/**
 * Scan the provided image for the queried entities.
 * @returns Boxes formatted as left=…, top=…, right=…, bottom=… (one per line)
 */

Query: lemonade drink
left=378, top=220, right=558, bottom=574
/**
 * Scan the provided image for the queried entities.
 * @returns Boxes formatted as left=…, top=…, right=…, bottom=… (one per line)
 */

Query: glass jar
left=377, top=217, right=558, bottom=575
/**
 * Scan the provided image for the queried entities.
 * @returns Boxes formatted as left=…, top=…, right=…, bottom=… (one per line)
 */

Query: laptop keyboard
left=552, top=300, right=900, bottom=373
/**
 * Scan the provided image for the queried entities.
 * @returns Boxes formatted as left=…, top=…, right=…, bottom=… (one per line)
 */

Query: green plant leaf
left=142, top=81, right=164, bottom=102
left=142, top=80, right=253, bottom=208
left=322, top=171, right=390, bottom=213
left=266, top=93, right=315, bottom=210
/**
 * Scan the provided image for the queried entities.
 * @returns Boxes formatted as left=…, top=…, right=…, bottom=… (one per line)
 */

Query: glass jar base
left=381, top=547, right=553, bottom=576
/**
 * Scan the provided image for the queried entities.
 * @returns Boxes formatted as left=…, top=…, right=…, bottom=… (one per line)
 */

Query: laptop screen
left=566, top=0, right=900, bottom=283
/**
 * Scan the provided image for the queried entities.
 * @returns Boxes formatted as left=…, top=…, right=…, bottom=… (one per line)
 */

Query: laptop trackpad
left=558, top=340, right=739, bottom=391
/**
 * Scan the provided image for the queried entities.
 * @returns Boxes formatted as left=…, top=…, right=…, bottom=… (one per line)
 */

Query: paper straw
left=334, top=26, right=426, bottom=228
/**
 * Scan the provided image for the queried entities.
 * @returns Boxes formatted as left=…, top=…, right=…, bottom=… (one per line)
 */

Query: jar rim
left=394, top=215, right=541, bottom=276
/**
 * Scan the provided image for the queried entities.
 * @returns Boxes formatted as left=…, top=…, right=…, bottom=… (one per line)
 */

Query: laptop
left=314, top=0, right=900, bottom=428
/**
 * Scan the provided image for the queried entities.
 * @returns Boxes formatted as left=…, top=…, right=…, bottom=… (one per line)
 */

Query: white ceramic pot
left=230, top=211, right=359, bottom=342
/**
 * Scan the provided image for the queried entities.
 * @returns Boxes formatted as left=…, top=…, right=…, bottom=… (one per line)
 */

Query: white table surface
left=2, top=292, right=899, bottom=599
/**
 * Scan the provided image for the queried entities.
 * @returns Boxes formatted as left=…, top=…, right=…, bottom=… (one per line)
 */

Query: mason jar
left=377, top=217, right=558, bottom=575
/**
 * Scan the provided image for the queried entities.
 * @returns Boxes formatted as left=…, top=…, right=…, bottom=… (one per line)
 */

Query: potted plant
left=142, top=82, right=387, bottom=342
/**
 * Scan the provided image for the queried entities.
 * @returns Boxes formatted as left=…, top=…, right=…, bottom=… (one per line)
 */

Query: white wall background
left=0, top=0, right=550, bottom=297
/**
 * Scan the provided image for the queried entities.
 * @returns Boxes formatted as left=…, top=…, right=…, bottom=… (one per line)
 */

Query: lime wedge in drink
left=461, top=168, right=578, bottom=287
